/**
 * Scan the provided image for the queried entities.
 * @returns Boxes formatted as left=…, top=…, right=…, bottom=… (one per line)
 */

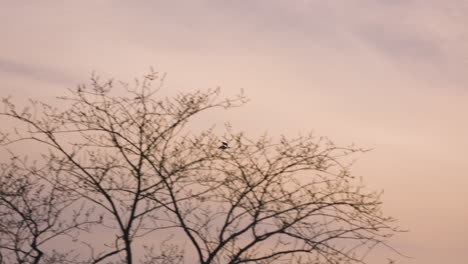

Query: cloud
left=0, top=58, right=77, bottom=85
left=356, top=23, right=441, bottom=59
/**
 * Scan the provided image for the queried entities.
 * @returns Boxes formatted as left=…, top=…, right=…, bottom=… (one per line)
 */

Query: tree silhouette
left=0, top=156, right=100, bottom=263
left=0, top=70, right=400, bottom=264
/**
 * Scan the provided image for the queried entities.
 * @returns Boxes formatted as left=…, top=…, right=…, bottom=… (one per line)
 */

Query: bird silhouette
left=218, top=141, right=229, bottom=150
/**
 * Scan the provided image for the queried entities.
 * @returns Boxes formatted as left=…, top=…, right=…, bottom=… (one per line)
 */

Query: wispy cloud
left=356, top=24, right=441, bottom=59
left=0, top=58, right=77, bottom=85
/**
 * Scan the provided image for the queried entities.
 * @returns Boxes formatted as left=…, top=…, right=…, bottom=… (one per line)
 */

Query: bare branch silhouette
left=0, top=70, right=401, bottom=263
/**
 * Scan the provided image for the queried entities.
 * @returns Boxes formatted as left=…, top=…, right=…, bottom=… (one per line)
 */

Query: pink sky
left=1, top=1, right=468, bottom=263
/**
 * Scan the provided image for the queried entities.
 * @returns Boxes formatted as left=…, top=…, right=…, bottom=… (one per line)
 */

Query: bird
left=218, top=141, right=229, bottom=150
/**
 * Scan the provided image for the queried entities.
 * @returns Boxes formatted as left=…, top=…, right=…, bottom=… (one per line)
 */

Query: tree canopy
left=0, top=71, right=400, bottom=264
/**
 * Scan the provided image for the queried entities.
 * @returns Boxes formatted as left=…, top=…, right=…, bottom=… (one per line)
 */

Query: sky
left=1, top=0, right=468, bottom=263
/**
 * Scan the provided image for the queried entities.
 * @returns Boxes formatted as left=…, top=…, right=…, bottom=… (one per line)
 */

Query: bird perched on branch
left=218, top=141, right=229, bottom=150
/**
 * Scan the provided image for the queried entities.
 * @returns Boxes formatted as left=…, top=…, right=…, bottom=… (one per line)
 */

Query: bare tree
left=0, top=155, right=100, bottom=264
left=143, top=130, right=399, bottom=264
left=0, top=70, right=400, bottom=264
